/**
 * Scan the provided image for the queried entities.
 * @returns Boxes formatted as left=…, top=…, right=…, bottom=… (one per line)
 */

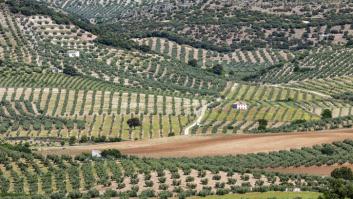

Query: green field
left=191, top=192, right=321, bottom=199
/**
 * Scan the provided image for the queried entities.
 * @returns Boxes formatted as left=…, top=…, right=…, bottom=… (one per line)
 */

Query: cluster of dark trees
left=63, top=66, right=80, bottom=76
left=321, top=109, right=332, bottom=119
left=257, top=119, right=268, bottom=131
left=66, top=135, right=122, bottom=146
left=320, top=167, right=353, bottom=199
left=127, top=118, right=141, bottom=129
left=101, top=149, right=123, bottom=159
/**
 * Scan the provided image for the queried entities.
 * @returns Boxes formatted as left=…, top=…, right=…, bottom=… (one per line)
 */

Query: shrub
left=63, top=66, right=79, bottom=76
left=188, top=59, right=198, bottom=67
left=127, top=118, right=141, bottom=129
left=101, top=149, right=122, bottom=159
left=321, top=109, right=332, bottom=119
left=68, top=136, right=76, bottom=146
left=321, top=144, right=335, bottom=155
left=331, top=167, right=353, bottom=180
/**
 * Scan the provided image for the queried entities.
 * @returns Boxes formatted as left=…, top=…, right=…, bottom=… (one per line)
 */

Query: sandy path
left=184, top=103, right=210, bottom=135
left=40, top=129, right=353, bottom=158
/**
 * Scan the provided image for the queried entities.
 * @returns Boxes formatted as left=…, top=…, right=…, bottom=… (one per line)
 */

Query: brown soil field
left=267, top=163, right=353, bottom=176
left=39, top=128, right=353, bottom=158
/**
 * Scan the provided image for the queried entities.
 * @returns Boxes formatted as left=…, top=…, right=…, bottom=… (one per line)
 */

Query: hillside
left=0, top=0, right=352, bottom=143
left=40, top=0, right=353, bottom=51
left=2, top=0, right=353, bottom=198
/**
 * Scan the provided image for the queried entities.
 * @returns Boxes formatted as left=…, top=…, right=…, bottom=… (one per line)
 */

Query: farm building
left=285, top=187, right=301, bottom=192
left=91, top=150, right=102, bottom=158
left=67, top=50, right=80, bottom=58
left=49, top=66, right=62, bottom=73
left=232, top=102, right=248, bottom=110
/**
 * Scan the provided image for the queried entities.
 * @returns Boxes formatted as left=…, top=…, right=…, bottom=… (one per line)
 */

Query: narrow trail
left=184, top=103, right=210, bottom=135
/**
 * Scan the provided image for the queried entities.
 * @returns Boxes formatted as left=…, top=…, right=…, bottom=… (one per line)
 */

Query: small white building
left=293, top=188, right=301, bottom=192
left=67, top=50, right=80, bottom=58
left=49, top=66, right=62, bottom=73
left=286, top=187, right=301, bottom=192
left=232, top=102, right=248, bottom=110
left=91, top=150, right=102, bottom=158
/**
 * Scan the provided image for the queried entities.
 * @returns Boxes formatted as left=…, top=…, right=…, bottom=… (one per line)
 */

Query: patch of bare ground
left=39, top=128, right=353, bottom=158
left=267, top=163, right=353, bottom=176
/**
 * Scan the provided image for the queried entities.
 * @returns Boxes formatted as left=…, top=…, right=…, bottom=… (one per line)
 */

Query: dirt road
left=184, top=103, right=210, bottom=135
left=40, top=128, right=353, bottom=158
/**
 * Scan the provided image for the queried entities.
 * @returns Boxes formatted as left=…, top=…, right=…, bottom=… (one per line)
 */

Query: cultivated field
left=40, top=129, right=353, bottom=157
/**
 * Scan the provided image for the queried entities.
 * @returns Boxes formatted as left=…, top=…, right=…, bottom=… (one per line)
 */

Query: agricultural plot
left=4, top=140, right=353, bottom=198
left=0, top=6, right=227, bottom=97
left=134, top=37, right=294, bottom=67
left=286, top=76, right=353, bottom=97
left=257, top=48, right=353, bottom=83
left=279, top=76, right=353, bottom=117
left=0, top=100, right=85, bottom=136
left=0, top=5, right=34, bottom=66
left=254, top=114, right=353, bottom=133
left=0, top=87, right=205, bottom=141
left=193, top=83, right=333, bottom=134
left=39, top=0, right=205, bottom=22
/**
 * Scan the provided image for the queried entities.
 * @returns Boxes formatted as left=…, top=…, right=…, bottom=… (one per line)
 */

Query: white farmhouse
left=49, top=66, right=62, bottom=73
left=232, top=102, right=248, bottom=110
left=91, top=150, right=102, bottom=158
left=285, top=187, right=301, bottom=192
left=67, top=50, right=80, bottom=58
left=293, top=187, right=301, bottom=192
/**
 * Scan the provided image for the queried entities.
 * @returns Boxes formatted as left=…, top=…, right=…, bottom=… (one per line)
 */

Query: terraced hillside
left=134, top=37, right=294, bottom=67
left=0, top=3, right=227, bottom=96
left=0, top=1, right=215, bottom=144
left=0, top=86, right=207, bottom=141
left=3, top=0, right=353, bottom=141
left=286, top=76, right=353, bottom=97
left=256, top=47, right=353, bottom=83
left=191, top=84, right=327, bottom=135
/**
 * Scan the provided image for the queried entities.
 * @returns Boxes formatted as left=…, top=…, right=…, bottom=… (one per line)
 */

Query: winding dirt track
left=40, top=128, right=353, bottom=158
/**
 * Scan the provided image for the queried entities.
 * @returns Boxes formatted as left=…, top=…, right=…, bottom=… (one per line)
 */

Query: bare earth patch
left=39, top=128, right=353, bottom=158
left=267, top=163, right=353, bottom=176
